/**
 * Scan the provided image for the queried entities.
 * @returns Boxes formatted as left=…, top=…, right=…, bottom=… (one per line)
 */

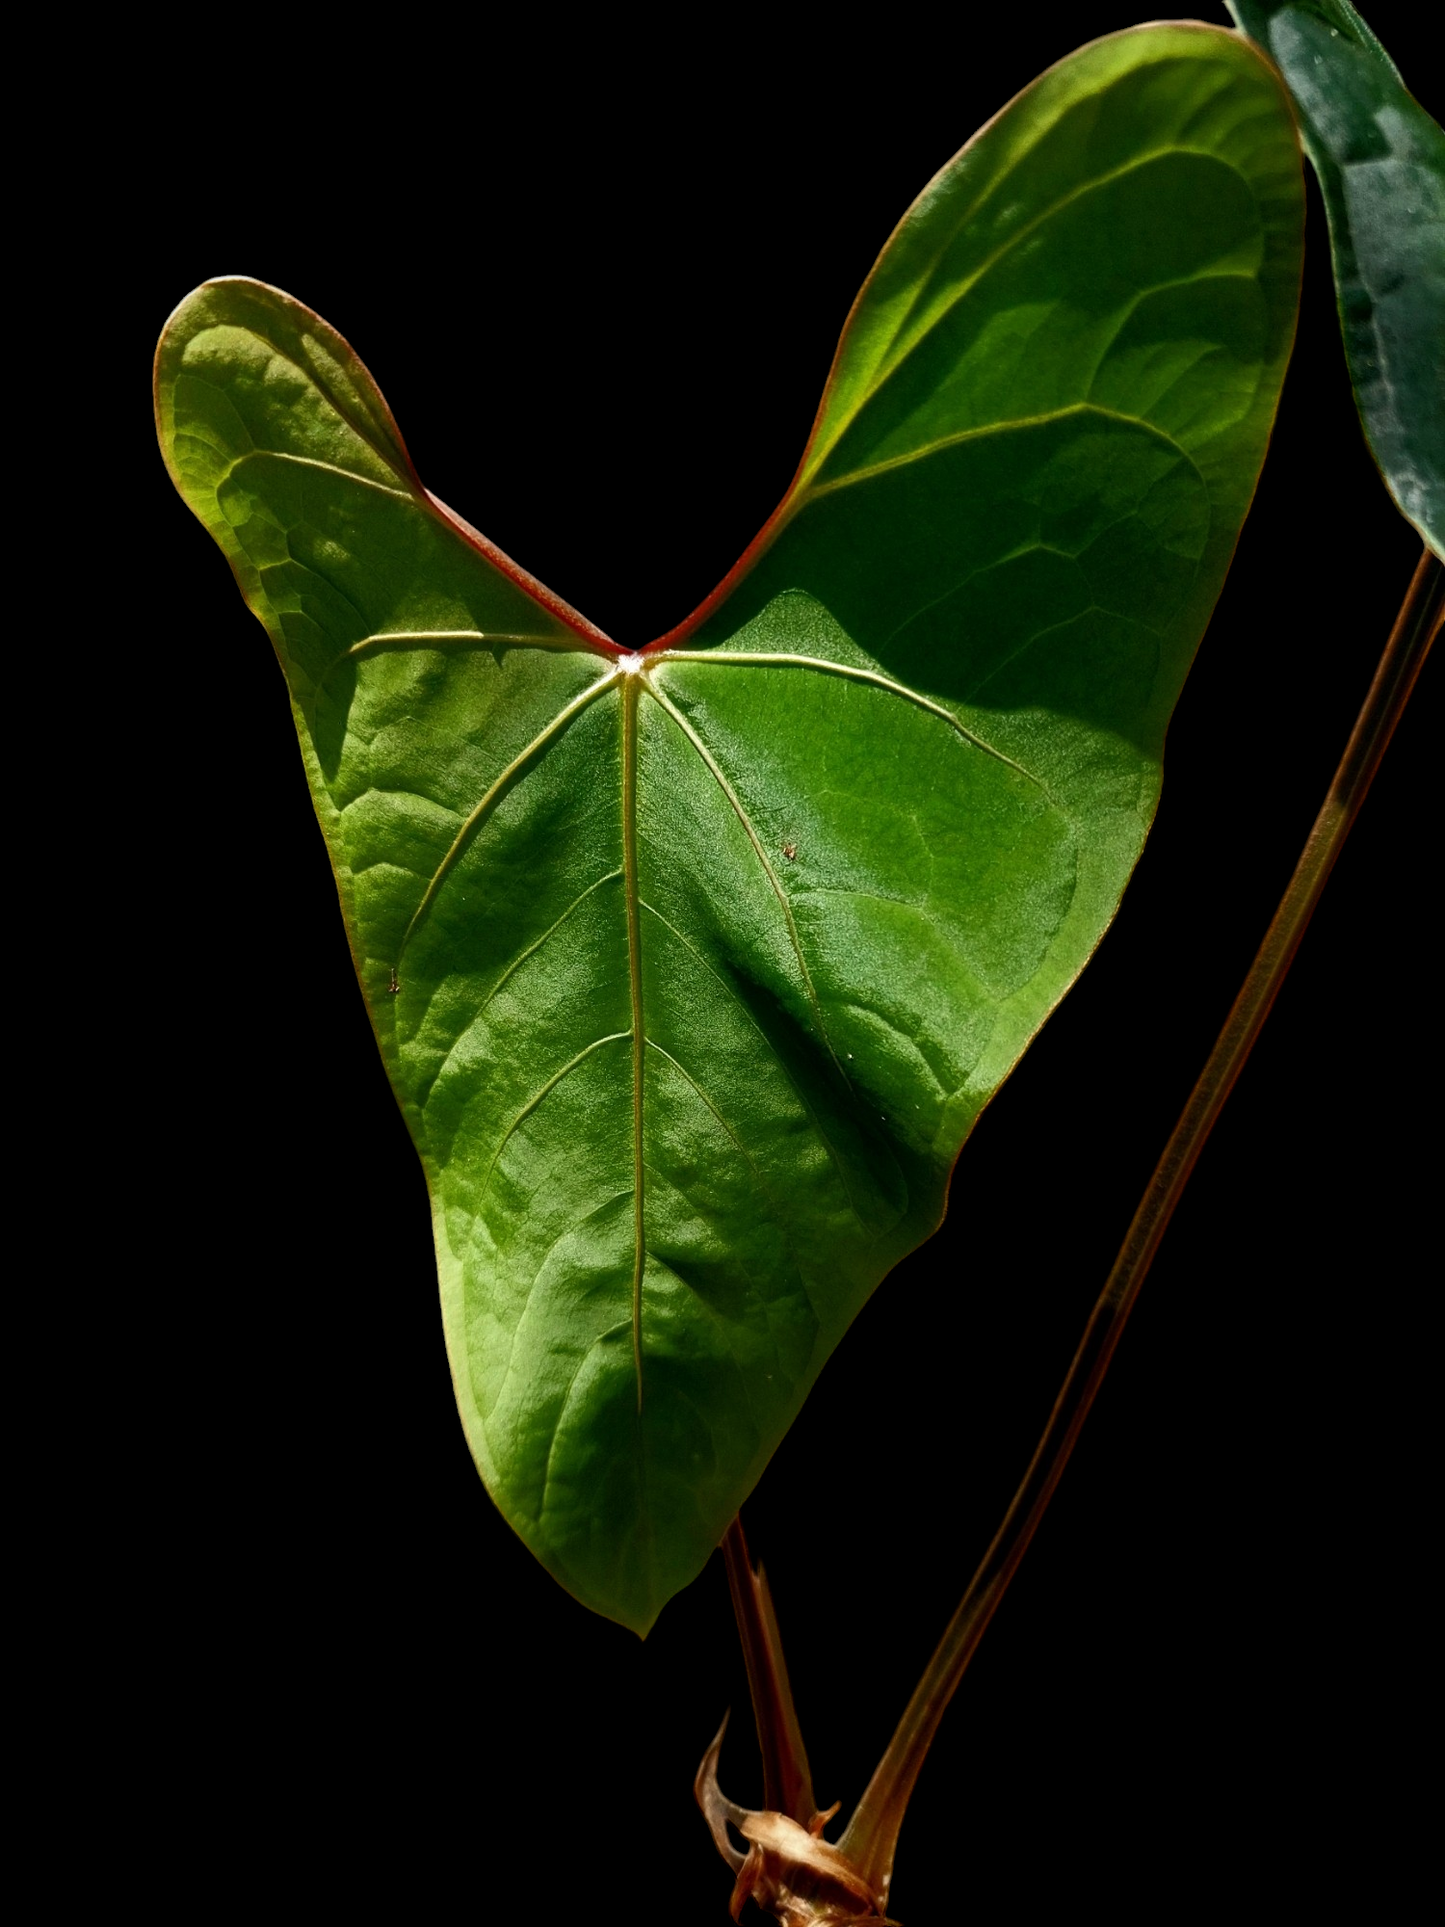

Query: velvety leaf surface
left=1228, top=0, right=1444, bottom=554
left=154, top=24, right=1301, bottom=1633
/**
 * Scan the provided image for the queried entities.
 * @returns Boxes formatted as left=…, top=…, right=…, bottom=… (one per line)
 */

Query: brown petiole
left=699, top=546, right=1442, bottom=1918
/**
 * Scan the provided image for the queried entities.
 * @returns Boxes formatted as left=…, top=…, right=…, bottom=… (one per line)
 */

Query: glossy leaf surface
left=1228, top=1, right=1444, bottom=554
left=154, top=25, right=1301, bottom=1632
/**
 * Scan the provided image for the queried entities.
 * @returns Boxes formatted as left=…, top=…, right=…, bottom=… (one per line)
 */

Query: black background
left=117, top=5, right=1436, bottom=1915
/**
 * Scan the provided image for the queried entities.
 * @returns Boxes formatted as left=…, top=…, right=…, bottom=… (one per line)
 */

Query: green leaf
left=154, top=23, right=1301, bottom=1634
left=1227, top=0, right=1445, bottom=555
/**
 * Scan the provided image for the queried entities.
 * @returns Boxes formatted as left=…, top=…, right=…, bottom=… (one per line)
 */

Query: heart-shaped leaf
left=154, top=24, right=1302, bottom=1632
left=1228, top=1, right=1444, bottom=555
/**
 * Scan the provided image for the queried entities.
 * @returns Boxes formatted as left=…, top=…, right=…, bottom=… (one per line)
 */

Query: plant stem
left=839, top=545, right=1443, bottom=1900
left=722, top=1514, right=818, bottom=1826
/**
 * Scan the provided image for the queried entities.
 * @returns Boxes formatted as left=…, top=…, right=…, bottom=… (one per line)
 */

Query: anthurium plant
left=151, top=3, right=1438, bottom=1916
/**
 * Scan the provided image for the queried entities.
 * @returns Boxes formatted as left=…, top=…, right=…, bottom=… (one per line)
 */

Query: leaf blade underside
left=1228, top=0, right=1445, bottom=555
left=155, top=24, right=1302, bottom=1633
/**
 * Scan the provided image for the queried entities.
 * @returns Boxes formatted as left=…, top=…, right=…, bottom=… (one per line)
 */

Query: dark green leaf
left=154, top=24, right=1301, bottom=1633
left=1228, top=0, right=1445, bottom=554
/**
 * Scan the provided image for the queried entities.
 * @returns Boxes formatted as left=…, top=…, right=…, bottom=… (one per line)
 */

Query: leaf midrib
left=621, top=669, right=648, bottom=1410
